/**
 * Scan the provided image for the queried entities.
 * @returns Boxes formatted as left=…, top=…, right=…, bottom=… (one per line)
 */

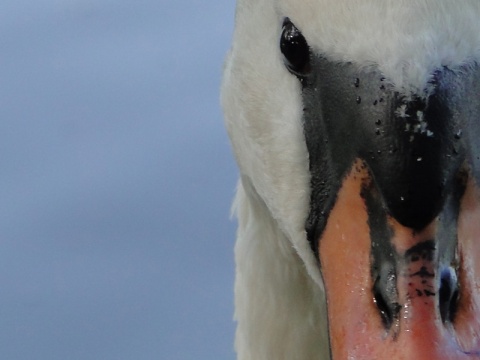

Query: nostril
left=439, top=267, right=459, bottom=323
left=449, top=287, right=459, bottom=321
left=373, top=280, right=393, bottom=328
left=373, top=271, right=400, bottom=329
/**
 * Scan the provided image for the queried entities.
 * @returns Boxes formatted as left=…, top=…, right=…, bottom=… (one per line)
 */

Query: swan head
left=222, top=1, right=480, bottom=358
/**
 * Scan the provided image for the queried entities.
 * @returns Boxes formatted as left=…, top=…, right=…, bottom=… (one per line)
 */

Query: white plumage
left=222, top=1, right=480, bottom=359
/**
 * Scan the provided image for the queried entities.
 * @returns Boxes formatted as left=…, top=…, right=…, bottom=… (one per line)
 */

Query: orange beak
left=320, top=161, right=480, bottom=359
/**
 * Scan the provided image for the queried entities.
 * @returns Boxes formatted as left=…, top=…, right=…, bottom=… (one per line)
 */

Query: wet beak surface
left=320, top=162, right=480, bottom=359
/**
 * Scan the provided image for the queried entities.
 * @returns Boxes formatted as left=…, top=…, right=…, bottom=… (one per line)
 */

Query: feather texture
left=222, top=1, right=480, bottom=358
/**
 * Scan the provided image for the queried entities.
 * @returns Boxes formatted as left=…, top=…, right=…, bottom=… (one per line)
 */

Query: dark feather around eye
left=280, top=18, right=311, bottom=76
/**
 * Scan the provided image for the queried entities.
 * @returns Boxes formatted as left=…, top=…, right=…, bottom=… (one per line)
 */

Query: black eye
left=280, top=18, right=311, bottom=76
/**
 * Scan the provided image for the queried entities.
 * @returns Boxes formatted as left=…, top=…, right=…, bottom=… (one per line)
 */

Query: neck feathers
left=233, top=180, right=330, bottom=360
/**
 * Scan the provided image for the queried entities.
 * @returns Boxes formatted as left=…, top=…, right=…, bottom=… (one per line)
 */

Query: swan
left=221, top=1, right=480, bottom=359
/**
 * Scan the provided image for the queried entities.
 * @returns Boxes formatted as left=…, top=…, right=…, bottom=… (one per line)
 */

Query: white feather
left=222, top=1, right=480, bottom=358
left=232, top=179, right=329, bottom=359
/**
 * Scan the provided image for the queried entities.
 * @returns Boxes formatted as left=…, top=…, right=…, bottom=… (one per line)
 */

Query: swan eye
left=280, top=18, right=311, bottom=76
